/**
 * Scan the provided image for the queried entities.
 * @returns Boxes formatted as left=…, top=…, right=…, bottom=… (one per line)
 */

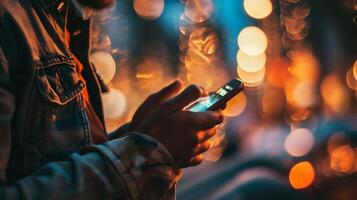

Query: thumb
left=162, top=84, right=202, bottom=113
left=132, top=80, right=182, bottom=129
left=148, top=80, right=183, bottom=105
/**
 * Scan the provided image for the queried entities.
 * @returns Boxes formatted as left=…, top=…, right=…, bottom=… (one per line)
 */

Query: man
left=0, top=0, right=223, bottom=199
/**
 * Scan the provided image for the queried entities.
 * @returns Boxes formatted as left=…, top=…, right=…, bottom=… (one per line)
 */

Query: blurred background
left=89, top=0, right=357, bottom=199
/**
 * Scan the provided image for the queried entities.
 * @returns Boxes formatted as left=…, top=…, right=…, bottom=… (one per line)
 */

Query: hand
left=137, top=84, right=224, bottom=168
left=130, top=80, right=209, bottom=131
left=130, top=80, right=182, bottom=131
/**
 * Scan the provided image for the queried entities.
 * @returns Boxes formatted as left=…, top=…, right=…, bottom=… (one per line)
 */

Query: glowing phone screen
left=188, top=85, right=235, bottom=112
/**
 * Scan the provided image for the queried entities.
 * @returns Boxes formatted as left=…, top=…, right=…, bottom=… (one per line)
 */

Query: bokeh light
left=284, top=128, right=315, bottom=157
left=285, top=79, right=317, bottom=108
left=204, top=125, right=227, bottom=162
left=266, top=57, right=290, bottom=88
left=135, top=56, right=174, bottom=92
left=189, top=27, right=219, bottom=55
left=222, top=91, right=247, bottom=117
left=185, top=0, right=213, bottom=23
left=102, top=88, right=126, bottom=119
left=289, top=161, right=315, bottom=189
left=133, top=0, right=164, bottom=20
left=321, top=73, right=351, bottom=116
left=237, top=26, right=268, bottom=56
left=287, top=49, right=320, bottom=83
left=330, top=145, right=356, bottom=173
left=243, top=0, right=273, bottom=19
left=346, top=67, right=357, bottom=90
left=353, top=59, right=357, bottom=79
left=237, top=50, right=266, bottom=72
left=237, top=65, right=266, bottom=87
left=90, top=51, right=116, bottom=84
left=261, top=87, right=285, bottom=117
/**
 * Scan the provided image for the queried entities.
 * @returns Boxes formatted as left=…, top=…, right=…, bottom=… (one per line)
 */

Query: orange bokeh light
left=289, top=161, right=315, bottom=189
left=330, top=145, right=356, bottom=173
left=321, top=73, right=351, bottom=116
left=222, top=91, right=247, bottom=117
left=287, top=49, right=320, bottom=83
left=266, top=57, right=290, bottom=88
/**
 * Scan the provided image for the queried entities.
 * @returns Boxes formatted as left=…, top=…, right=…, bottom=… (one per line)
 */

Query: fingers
left=147, top=80, right=183, bottom=105
left=190, top=154, right=204, bottom=166
left=197, top=128, right=216, bottom=142
left=131, top=80, right=182, bottom=130
left=163, top=84, right=202, bottom=113
left=194, top=140, right=211, bottom=155
left=198, top=86, right=209, bottom=97
left=190, top=111, right=224, bottom=130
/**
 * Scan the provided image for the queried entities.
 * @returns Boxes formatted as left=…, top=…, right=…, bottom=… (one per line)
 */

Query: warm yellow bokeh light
left=90, top=51, right=116, bottom=84
left=222, top=91, right=247, bottom=117
left=287, top=49, right=320, bottom=83
left=289, top=161, right=315, bottom=189
left=284, top=128, right=315, bottom=157
left=135, top=57, right=175, bottom=93
left=237, top=26, right=268, bottom=56
left=243, top=0, right=273, bottom=19
left=285, top=79, right=317, bottom=108
left=133, top=0, right=164, bottom=20
left=185, top=0, right=213, bottom=23
left=321, top=73, right=351, bottom=116
left=102, top=89, right=126, bottom=119
left=237, top=65, right=265, bottom=87
left=237, top=50, right=266, bottom=72
left=189, top=27, right=219, bottom=55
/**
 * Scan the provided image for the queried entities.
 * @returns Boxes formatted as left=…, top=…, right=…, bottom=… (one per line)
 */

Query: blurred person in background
left=0, top=0, right=223, bottom=199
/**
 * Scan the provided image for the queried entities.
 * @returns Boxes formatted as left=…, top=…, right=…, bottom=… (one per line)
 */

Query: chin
left=76, top=0, right=115, bottom=10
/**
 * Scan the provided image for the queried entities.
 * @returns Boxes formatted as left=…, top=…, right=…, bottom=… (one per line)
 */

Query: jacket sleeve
left=108, top=123, right=132, bottom=140
left=0, top=13, right=181, bottom=200
left=0, top=133, right=181, bottom=200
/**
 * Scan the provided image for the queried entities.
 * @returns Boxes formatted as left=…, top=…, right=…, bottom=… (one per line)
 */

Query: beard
left=76, top=0, right=115, bottom=10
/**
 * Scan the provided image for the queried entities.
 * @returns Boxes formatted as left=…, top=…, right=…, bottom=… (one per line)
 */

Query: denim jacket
left=0, top=0, right=181, bottom=199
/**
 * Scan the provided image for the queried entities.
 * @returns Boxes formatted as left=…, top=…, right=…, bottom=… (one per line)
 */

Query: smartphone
left=186, top=78, right=244, bottom=112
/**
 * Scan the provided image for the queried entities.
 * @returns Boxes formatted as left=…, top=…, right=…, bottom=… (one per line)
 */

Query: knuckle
left=188, top=84, right=202, bottom=95
left=146, top=93, right=158, bottom=102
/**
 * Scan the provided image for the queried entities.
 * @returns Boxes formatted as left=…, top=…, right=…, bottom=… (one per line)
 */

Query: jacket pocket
left=36, top=63, right=85, bottom=105
left=32, top=61, right=89, bottom=160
